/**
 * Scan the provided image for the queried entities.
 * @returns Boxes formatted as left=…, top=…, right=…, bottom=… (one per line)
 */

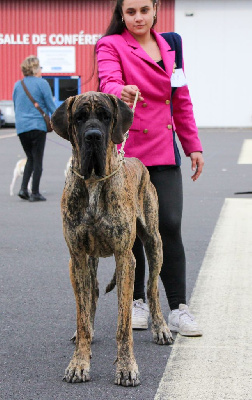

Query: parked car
left=0, top=109, right=5, bottom=128
left=0, top=100, right=15, bottom=126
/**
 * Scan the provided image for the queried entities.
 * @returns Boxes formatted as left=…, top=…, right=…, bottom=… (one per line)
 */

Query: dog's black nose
left=85, top=129, right=102, bottom=142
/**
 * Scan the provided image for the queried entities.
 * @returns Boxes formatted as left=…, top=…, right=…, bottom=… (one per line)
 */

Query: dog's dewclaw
left=70, top=330, right=77, bottom=342
left=70, top=328, right=94, bottom=343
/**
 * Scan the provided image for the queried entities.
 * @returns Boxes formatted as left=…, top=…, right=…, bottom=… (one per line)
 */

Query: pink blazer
left=96, top=29, right=203, bottom=166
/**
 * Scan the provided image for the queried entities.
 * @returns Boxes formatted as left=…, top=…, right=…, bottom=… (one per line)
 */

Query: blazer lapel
left=122, top=29, right=175, bottom=78
left=154, top=31, right=175, bottom=78
left=122, top=29, right=155, bottom=65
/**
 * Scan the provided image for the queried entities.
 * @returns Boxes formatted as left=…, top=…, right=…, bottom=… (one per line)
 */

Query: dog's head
left=51, top=92, right=133, bottom=180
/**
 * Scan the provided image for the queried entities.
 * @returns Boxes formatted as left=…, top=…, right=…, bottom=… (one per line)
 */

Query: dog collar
left=71, top=160, right=124, bottom=183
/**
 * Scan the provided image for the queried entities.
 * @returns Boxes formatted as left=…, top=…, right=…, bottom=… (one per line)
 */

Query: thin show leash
left=72, top=90, right=139, bottom=183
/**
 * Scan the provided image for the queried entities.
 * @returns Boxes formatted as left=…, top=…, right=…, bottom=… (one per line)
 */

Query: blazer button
left=143, top=129, right=148, bottom=134
left=167, top=124, right=172, bottom=130
left=142, top=103, right=147, bottom=107
left=165, top=100, right=170, bottom=105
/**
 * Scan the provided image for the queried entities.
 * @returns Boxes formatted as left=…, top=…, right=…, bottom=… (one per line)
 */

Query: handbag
left=21, top=80, right=53, bottom=132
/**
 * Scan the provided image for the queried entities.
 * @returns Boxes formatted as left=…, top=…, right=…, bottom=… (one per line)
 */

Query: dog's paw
left=115, top=363, right=140, bottom=387
left=63, top=356, right=91, bottom=383
left=152, top=323, right=174, bottom=345
left=115, top=371, right=140, bottom=387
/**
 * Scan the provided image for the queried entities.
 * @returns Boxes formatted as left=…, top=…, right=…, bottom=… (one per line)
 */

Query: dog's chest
left=85, top=183, right=101, bottom=219
left=66, top=182, right=132, bottom=257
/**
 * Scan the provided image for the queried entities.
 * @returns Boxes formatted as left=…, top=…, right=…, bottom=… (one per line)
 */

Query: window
left=59, top=78, right=78, bottom=101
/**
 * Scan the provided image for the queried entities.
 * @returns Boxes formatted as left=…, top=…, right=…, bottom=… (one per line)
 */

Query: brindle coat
left=51, top=92, right=173, bottom=387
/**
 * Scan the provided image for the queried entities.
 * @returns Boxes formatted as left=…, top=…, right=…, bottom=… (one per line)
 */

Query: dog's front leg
left=89, top=256, right=99, bottom=336
left=114, top=251, right=140, bottom=387
left=69, top=256, right=99, bottom=344
left=64, top=255, right=92, bottom=383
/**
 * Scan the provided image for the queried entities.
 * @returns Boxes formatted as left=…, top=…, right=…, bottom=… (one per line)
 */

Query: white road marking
left=0, top=133, right=16, bottom=139
left=155, top=198, right=252, bottom=400
left=237, top=139, right=252, bottom=164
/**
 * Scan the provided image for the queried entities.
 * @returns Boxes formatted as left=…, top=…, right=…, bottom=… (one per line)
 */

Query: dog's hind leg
left=64, top=255, right=93, bottom=383
left=114, top=250, right=140, bottom=387
left=10, top=167, right=19, bottom=196
left=138, top=172, right=173, bottom=345
left=27, top=176, right=32, bottom=193
left=144, top=232, right=173, bottom=345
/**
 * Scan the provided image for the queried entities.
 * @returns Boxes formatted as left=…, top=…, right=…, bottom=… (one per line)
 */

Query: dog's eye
left=75, top=111, right=89, bottom=124
left=96, top=110, right=111, bottom=122
left=103, top=114, right=111, bottom=122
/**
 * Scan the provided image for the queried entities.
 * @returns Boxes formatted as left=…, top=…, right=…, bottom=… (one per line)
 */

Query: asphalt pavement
left=1, top=126, right=251, bottom=400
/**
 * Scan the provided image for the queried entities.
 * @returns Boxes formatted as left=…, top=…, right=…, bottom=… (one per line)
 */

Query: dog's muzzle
left=82, top=129, right=106, bottom=179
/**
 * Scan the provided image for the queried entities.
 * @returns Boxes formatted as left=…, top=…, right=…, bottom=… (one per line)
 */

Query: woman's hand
left=121, top=85, right=144, bottom=107
left=190, top=152, right=204, bottom=181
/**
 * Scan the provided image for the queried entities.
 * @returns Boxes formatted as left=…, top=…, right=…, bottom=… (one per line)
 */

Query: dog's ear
left=107, top=95, right=134, bottom=144
left=51, top=96, right=76, bottom=141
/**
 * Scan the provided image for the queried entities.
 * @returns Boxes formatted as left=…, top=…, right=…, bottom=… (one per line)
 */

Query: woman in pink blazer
left=96, top=0, right=204, bottom=336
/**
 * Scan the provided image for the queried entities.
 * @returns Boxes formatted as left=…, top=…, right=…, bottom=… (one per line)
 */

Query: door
left=175, top=0, right=252, bottom=127
left=43, top=76, right=81, bottom=107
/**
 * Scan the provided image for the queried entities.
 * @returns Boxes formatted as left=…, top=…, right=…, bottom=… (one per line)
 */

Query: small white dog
left=10, top=156, right=72, bottom=196
left=10, top=158, right=32, bottom=196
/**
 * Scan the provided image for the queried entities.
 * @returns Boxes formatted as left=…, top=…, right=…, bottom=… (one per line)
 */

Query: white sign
left=37, top=46, right=76, bottom=73
left=0, top=32, right=102, bottom=45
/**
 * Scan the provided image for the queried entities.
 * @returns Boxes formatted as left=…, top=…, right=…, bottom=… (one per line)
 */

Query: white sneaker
left=168, top=304, right=202, bottom=337
left=132, top=299, right=149, bottom=330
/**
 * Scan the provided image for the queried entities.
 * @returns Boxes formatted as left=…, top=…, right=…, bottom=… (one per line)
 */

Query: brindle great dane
left=51, top=92, right=173, bottom=387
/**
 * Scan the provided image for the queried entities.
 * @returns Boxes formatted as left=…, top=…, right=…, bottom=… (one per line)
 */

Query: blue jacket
left=13, top=76, right=56, bottom=134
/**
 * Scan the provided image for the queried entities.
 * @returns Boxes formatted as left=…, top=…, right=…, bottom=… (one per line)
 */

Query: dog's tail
left=105, top=270, right=116, bottom=293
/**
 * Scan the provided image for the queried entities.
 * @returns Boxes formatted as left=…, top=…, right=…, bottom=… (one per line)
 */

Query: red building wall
left=0, top=0, right=174, bottom=100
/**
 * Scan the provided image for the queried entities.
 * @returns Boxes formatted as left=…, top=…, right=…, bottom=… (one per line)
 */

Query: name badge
left=171, top=68, right=187, bottom=87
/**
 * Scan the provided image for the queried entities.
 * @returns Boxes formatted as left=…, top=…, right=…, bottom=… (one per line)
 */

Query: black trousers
left=18, top=130, right=47, bottom=194
left=133, top=166, right=186, bottom=311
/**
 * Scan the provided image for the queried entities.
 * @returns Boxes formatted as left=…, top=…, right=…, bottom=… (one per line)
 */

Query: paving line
left=0, top=133, right=16, bottom=139
left=237, top=139, right=252, bottom=164
left=155, top=198, right=252, bottom=400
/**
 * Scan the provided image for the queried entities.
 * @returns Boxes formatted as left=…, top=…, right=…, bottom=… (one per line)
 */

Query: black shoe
left=18, top=189, right=30, bottom=200
left=29, top=193, right=47, bottom=202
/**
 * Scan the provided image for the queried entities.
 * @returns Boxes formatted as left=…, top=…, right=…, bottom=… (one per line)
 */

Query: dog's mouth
left=81, top=129, right=106, bottom=180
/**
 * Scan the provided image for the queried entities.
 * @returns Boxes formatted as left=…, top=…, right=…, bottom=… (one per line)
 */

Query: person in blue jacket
left=13, top=55, right=56, bottom=202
